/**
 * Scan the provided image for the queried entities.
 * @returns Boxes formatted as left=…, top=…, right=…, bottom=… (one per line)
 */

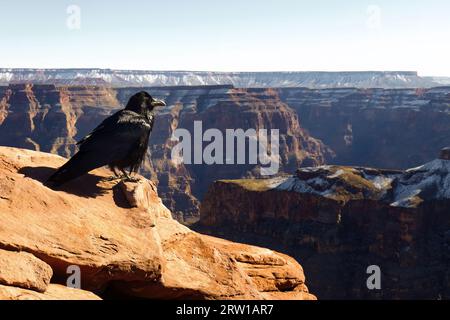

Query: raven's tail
left=46, top=152, right=98, bottom=188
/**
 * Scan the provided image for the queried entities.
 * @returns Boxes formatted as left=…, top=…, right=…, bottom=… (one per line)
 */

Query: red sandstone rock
left=0, top=249, right=52, bottom=293
left=0, top=147, right=315, bottom=300
left=0, top=284, right=101, bottom=300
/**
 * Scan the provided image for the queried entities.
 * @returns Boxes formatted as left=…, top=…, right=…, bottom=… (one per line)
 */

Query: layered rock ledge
left=198, top=153, right=450, bottom=299
left=0, top=147, right=315, bottom=300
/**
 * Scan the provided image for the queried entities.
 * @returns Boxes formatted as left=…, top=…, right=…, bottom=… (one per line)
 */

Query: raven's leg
left=103, top=167, right=124, bottom=181
left=120, top=168, right=140, bottom=183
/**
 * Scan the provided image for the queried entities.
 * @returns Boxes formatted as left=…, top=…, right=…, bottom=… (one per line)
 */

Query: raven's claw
left=102, top=175, right=123, bottom=182
left=122, top=176, right=141, bottom=183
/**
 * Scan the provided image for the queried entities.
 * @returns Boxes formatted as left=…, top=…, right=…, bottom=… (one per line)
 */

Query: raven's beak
left=151, top=99, right=166, bottom=108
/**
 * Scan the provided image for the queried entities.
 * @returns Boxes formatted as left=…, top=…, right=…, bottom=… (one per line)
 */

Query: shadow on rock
left=112, top=183, right=133, bottom=209
left=19, top=166, right=108, bottom=198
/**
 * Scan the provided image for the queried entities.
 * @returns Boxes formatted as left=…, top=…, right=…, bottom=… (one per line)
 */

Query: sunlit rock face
left=0, top=147, right=316, bottom=301
left=0, top=83, right=119, bottom=157
left=198, top=153, right=450, bottom=299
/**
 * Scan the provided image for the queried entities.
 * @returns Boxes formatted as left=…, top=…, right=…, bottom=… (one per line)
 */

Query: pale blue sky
left=1, top=0, right=450, bottom=76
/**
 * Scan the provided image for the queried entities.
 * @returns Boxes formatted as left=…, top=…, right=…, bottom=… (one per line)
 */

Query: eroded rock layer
left=0, top=84, right=333, bottom=222
left=198, top=154, right=450, bottom=299
left=277, top=87, right=450, bottom=169
left=0, top=147, right=315, bottom=300
left=0, top=84, right=449, bottom=221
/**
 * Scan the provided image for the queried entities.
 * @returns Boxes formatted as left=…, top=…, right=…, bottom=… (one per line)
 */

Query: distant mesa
left=0, top=68, right=442, bottom=88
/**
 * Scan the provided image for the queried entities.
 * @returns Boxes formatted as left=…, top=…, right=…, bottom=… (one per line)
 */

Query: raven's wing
left=76, top=109, right=124, bottom=146
left=47, top=110, right=151, bottom=186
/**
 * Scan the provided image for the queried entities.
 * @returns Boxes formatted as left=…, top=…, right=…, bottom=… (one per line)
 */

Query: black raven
left=47, top=91, right=166, bottom=187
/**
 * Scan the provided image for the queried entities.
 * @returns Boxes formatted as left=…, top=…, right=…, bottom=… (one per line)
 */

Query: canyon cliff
left=0, top=84, right=448, bottom=222
left=198, top=149, right=450, bottom=299
left=0, top=147, right=315, bottom=300
left=277, top=87, right=450, bottom=168
left=0, top=84, right=332, bottom=222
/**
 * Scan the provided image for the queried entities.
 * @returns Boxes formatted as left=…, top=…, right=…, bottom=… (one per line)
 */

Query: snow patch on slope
left=269, top=159, right=450, bottom=208
left=392, top=159, right=450, bottom=207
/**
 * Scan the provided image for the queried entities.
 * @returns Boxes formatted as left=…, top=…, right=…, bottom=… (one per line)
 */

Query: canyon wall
left=0, top=84, right=119, bottom=157
left=277, top=87, right=450, bottom=168
left=0, top=84, right=331, bottom=222
left=198, top=154, right=450, bottom=299
left=0, top=84, right=448, bottom=222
